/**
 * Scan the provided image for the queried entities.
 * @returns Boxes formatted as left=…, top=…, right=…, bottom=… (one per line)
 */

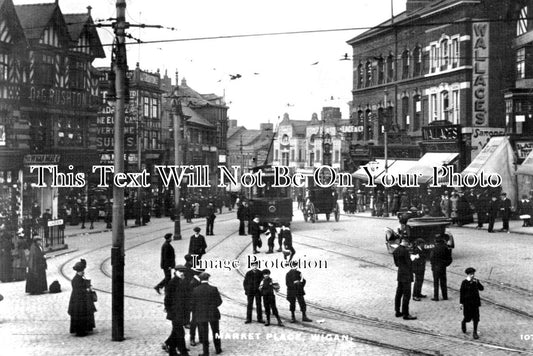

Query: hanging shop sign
left=422, top=125, right=460, bottom=142
left=23, top=154, right=61, bottom=166
left=472, top=22, right=489, bottom=126
left=516, top=141, right=533, bottom=160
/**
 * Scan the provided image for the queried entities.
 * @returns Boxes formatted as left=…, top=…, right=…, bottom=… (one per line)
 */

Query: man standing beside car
left=393, top=238, right=417, bottom=320
left=430, top=238, right=452, bottom=301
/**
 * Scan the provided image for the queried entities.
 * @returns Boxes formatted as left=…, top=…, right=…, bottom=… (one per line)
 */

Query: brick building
left=347, top=0, right=515, bottom=171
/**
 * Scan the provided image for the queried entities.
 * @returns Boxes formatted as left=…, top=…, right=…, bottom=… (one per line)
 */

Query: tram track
left=56, top=219, right=420, bottom=355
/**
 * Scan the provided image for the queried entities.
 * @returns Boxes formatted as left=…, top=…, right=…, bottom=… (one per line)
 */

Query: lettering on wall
left=472, top=22, right=489, bottom=126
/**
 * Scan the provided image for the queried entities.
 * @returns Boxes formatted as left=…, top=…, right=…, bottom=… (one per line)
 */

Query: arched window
left=377, top=56, right=384, bottom=84
left=387, top=54, right=394, bottom=82
left=365, top=60, right=373, bottom=87
left=517, top=6, right=528, bottom=36
left=413, top=46, right=421, bottom=76
left=402, top=96, right=409, bottom=130
left=441, top=39, right=449, bottom=69
left=441, top=90, right=450, bottom=121
left=402, top=50, right=410, bottom=79
left=357, top=62, right=364, bottom=88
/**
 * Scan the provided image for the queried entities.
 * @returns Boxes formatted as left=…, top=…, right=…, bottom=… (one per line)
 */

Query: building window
left=430, top=94, right=438, bottom=122
left=413, top=46, right=421, bottom=76
left=441, top=39, right=449, bottom=69
left=35, top=54, right=54, bottom=85
left=365, top=60, right=372, bottom=87
left=291, top=149, right=295, bottom=161
left=151, top=98, right=158, bottom=118
left=309, top=152, right=314, bottom=166
left=274, top=149, right=278, bottom=161
left=298, top=149, right=302, bottom=162
left=430, top=45, right=438, bottom=73
left=517, top=6, right=528, bottom=36
left=366, top=109, right=373, bottom=140
left=316, top=150, right=321, bottom=163
left=387, top=54, right=394, bottom=82
left=357, top=63, right=364, bottom=88
left=452, top=90, right=459, bottom=124
left=413, top=95, right=421, bottom=131
left=517, top=47, right=526, bottom=79
left=57, top=117, right=84, bottom=147
left=402, top=50, right=410, bottom=79
left=441, top=91, right=450, bottom=121
left=69, top=59, right=86, bottom=89
left=377, top=56, right=384, bottom=84
left=143, top=97, right=150, bottom=117
left=334, top=150, right=340, bottom=163
left=451, top=38, right=459, bottom=68
left=402, top=96, right=409, bottom=130
left=0, top=53, right=8, bottom=81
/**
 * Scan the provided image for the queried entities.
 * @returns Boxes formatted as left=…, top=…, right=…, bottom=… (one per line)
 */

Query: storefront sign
left=472, top=22, right=489, bottom=126
left=140, top=71, right=159, bottom=85
left=340, top=125, right=364, bottom=133
left=26, top=86, right=96, bottom=109
left=516, top=141, right=533, bottom=160
left=471, top=127, right=504, bottom=159
left=23, top=154, right=61, bottom=165
left=47, top=219, right=64, bottom=227
left=96, top=103, right=138, bottom=150
left=422, top=125, right=460, bottom=141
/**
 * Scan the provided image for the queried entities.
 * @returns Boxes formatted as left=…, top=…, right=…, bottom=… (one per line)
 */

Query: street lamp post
left=172, top=97, right=182, bottom=240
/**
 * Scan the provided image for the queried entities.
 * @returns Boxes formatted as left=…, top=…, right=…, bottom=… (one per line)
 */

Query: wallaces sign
left=472, top=22, right=489, bottom=127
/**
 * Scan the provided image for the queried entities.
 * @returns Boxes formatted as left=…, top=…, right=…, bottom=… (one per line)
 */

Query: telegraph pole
left=173, top=97, right=182, bottom=240
left=111, top=0, right=127, bottom=341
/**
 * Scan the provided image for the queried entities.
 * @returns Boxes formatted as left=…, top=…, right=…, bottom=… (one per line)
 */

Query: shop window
left=517, top=6, right=528, bottom=36
left=402, top=96, right=409, bottom=130
left=0, top=53, right=8, bottom=81
left=402, top=50, right=410, bottom=79
left=517, top=47, right=526, bottom=79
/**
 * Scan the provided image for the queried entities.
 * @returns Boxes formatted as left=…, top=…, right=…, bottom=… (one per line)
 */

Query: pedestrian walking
left=265, top=222, right=276, bottom=254
left=430, top=238, right=452, bottom=301
left=460, top=267, right=484, bottom=340
left=154, top=233, right=176, bottom=295
left=412, top=238, right=428, bottom=301
left=280, top=223, right=295, bottom=262
left=286, top=262, right=312, bottom=323
left=187, top=267, right=204, bottom=348
left=393, top=238, right=416, bottom=320
left=249, top=216, right=262, bottom=254
left=25, top=236, right=47, bottom=295
left=163, top=265, right=190, bottom=356
left=473, top=191, right=488, bottom=229
left=259, top=269, right=284, bottom=327
left=205, top=202, right=216, bottom=235
left=499, top=192, right=512, bottom=232
left=188, top=227, right=207, bottom=260
left=243, top=260, right=264, bottom=324
left=88, top=201, right=98, bottom=230
left=237, top=201, right=248, bottom=235
left=487, top=195, right=499, bottom=233
left=191, top=272, right=222, bottom=355
left=68, top=259, right=97, bottom=337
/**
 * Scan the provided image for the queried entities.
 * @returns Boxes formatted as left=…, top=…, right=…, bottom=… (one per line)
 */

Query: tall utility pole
left=111, top=0, right=127, bottom=341
left=173, top=98, right=182, bottom=240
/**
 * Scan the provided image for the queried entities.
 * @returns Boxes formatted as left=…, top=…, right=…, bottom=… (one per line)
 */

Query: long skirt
left=25, top=268, right=47, bottom=294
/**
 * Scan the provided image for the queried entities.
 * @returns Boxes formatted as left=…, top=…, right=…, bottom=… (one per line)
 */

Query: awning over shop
left=517, top=149, right=533, bottom=176
left=406, top=152, right=459, bottom=184
left=352, top=159, right=387, bottom=183
left=460, top=136, right=517, bottom=205
left=376, top=159, right=419, bottom=185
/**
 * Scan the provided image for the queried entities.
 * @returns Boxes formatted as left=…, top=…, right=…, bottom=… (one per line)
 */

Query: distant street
left=1, top=206, right=533, bottom=355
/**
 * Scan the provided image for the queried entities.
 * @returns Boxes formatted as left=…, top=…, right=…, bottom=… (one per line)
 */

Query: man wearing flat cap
left=189, top=227, right=207, bottom=260
left=499, top=192, right=512, bottom=232
left=154, top=233, right=176, bottom=295
left=191, top=272, right=222, bottom=355
left=163, top=265, right=190, bottom=356
left=243, top=260, right=264, bottom=324
left=460, top=267, right=484, bottom=339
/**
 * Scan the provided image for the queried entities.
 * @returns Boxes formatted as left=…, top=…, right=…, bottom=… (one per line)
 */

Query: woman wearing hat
left=25, top=236, right=47, bottom=295
left=68, top=259, right=96, bottom=336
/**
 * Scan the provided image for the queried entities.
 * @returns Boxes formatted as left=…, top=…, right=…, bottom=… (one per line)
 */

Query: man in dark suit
left=499, top=192, right=512, bottom=232
left=189, top=227, right=207, bottom=260
left=237, top=202, right=247, bottom=235
left=286, top=263, right=312, bottom=323
left=191, top=272, right=222, bottom=356
left=249, top=216, right=262, bottom=254
left=154, top=233, right=176, bottom=294
left=163, top=265, right=190, bottom=356
left=393, top=238, right=416, bottom=320
left=487, top=195, right=499, bottom=233
left=243, top=260, right=264, bottom=323
left=188, top=267, right=204, bottom=347
left=412, top=238, right=428, bottom=301
left=205, top=202, right=216, bottom=236
left=429, top=238, right=452, bottom=301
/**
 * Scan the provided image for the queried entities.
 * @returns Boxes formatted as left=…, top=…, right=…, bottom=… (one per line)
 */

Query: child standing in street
left=259, top=269, right=283, bottom=327
left=460, top=267, right=484, bottom=339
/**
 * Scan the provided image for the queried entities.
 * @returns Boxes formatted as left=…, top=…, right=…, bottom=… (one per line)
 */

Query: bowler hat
left=175, top=264, right=187, bottom=272
left=193, top=227, right=201, bottom=233
left=164, top=233, right=173, bottom=239
left=465, top=267, right=476, bottom=275
left=198, top=272, right=211, bottom=281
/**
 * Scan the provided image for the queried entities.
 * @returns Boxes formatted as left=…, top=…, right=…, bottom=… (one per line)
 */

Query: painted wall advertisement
left=472, top=22, right=489, bottom=126
left=470, top=127, right=505, bottom=159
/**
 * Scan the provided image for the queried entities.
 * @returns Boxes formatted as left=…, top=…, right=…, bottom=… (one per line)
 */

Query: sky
left=13, top=0, right=406, bottom=129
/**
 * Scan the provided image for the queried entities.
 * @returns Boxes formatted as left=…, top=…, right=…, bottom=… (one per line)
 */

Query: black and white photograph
left=0, top=0, right=533, bottom=355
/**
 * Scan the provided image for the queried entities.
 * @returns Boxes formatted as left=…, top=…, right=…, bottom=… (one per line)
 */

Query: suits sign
left=472, top=22, right=489, bottom=126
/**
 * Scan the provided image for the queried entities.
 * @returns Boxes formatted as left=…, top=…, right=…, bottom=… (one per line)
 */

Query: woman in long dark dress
left=68, top=259, right=96, bottom=336
left=25, top=236, right=47, bottom=294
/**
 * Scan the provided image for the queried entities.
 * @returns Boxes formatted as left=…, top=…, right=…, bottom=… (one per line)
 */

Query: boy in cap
left=259, top=269, right=283, bottom=327
left=460, top=267, right=484, bottom=339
